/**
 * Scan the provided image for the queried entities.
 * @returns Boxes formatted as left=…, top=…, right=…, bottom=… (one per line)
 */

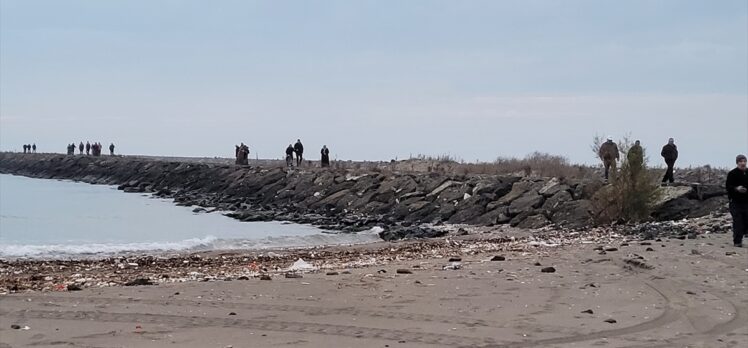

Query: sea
left=0, top=174, right=381, bottom=259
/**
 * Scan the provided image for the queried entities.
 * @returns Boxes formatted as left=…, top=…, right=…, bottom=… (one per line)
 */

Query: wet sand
left=1, top=231, right=746, bottom=348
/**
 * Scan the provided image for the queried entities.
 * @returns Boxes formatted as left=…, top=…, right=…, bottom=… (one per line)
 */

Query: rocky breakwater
left=0, top=153, right=728, bottom=240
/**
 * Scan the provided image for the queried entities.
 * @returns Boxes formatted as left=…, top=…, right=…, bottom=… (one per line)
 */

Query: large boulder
left=498, top=181, right=534, bottom=204
left=551, top=200, right=594, bottom=228
left=448, top=195, right=490, bottom=223
left=538, top=178, right=570, bottom=197
left=689, top=184, right=726, bottom=201
left=427, top=180, right=462, bottom=198
left=516, top=214, right=552, bottom=229
left=472, top=181, right=513, bottom=197
left=379, top=226, right=448, bottom=241
left=542, top=190, right=573, bottom=211
left=468, top=207, right=511, bottom=225
left=652, top=186, right=693, bottom=208
left=573, top=179, right=605, bottom=200
left=508, top=191, right=545, bottom=216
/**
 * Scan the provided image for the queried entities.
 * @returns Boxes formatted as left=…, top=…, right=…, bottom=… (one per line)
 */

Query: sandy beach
left=1, top=227, right=746, bottom=348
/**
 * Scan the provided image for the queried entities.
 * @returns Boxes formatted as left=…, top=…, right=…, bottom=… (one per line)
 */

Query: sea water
left=0, top=174, right=380, bottom=259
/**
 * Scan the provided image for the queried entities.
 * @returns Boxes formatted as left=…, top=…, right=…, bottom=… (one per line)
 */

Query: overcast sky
left=1, top=0, right=746, bottom=167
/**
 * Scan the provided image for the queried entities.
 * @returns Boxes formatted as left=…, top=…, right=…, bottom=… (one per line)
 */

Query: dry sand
left=1, top=232, right=747, bottom=348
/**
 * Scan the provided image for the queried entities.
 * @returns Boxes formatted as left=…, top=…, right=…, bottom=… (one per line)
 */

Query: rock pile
left=0, top=153, right=727, bottom=239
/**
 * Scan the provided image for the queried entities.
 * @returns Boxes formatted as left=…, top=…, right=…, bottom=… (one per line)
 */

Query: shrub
left=592, top=139, right=661, bottom=224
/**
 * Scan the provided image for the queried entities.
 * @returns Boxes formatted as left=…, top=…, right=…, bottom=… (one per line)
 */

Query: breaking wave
left=0, top=230, right=383, bottom=260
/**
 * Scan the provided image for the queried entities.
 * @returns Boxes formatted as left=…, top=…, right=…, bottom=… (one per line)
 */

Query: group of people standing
left=67, top=142, right=115, bottom=156
left=22, top=144, right=37, bottom=153
left=285, top=140, right=305, bottom=167
left=283, top=140, right=331, bottom=168
left=597, top=136, right=680, bottom=185
left=233, top=139, right=331, bottom=168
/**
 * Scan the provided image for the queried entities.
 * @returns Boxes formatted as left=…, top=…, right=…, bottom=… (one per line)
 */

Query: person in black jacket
left=285, top=144, right=295, bottom=168
left=661, top=138, right=678, bottom=184
left=727, top=154, right=748, bottom=247
left=293, top=139, right=304, bottom=166
left=320, top=145, right=330, bottom=168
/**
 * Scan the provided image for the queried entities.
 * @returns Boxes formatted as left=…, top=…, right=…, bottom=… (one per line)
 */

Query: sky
left=1, top=0, right=746, bottom=167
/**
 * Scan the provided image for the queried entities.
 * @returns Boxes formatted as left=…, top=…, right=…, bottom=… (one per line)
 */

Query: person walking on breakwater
left=285, top=144, right=295, bottom=168
left=22, top=144, right=27, bottom=153
left=294, top=139, right=304, bottom=166
left=235, top=143, right=249, bottom=165
left=320, top=145, right=330, bottom=168
left=109, top=143, right=115, bottom=155
left=627, top=140, right=644, bottom=175
left=79, top=142, right=84, bottom=155
left=32, top=143, right=36, bottom=153
left=727, top=154, right=748, bottom=247
left=598, top=136, right=620, bottom=180
left=661, top=138, right=678, bottom=185
left=86, top=142, right=91, bottom=155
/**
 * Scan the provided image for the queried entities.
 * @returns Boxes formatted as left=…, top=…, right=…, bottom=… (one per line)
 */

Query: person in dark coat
left=320, top=145, right=330, bottom=168
left=85, top=142, right=91, bottom=155
left=22, top=144, right=27, bottom=153
left=727, top=155, right=748, bottom=247
left=109, top=143, right=115, bottom=155
left=598, top=136, right=620, bottom=180
left=293, top=139, right=304, bottom=166
left=32, top=144, right=36, bottom=153
left=285, top=144, right=295, bottom=167
left=627, top=140, right=644, bottom=175
left=661, top=138, right=678, bottom=184
left=79, top=142, right=84, bottom=155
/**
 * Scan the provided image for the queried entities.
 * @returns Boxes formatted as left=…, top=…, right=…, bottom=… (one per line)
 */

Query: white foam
left=0, top=232, right=382, bottom=260
left=0, top=236, right=219, bottom=259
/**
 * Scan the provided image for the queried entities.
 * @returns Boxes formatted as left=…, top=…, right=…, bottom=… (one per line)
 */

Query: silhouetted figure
left=67, top=143, right=75, bottom=155
left=285, top=144, right=295, bottom=168
left=294, top=139, right=304, bottom=166
left=727, top=155, right=748, bottom=247
left=598, top=136, right=620, bottom=180
left=235, top=143, right=249, bottom=165
left=22, top=144, right=27, bottom=153
left=85, top=142, right=91, bottom=155
left=320, top=145, right=330, bottom=168
left=79, top=142, right=84, bottom=155
left=661, top=138, right=678, bottom=184
left=109, top=143, right=115, bottom=155
left=628, top=140, right=644, bottom=175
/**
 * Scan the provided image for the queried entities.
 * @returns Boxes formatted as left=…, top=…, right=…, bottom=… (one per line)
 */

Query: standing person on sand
left=598, top=136, right=620, bottom=181
left=727, top=155, right=748, bottom=247
left=661, top=138, right=678, bottom=185
left=294, top=139, right=304, bottom=166
left=320, top=145, right=330, bottom=168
